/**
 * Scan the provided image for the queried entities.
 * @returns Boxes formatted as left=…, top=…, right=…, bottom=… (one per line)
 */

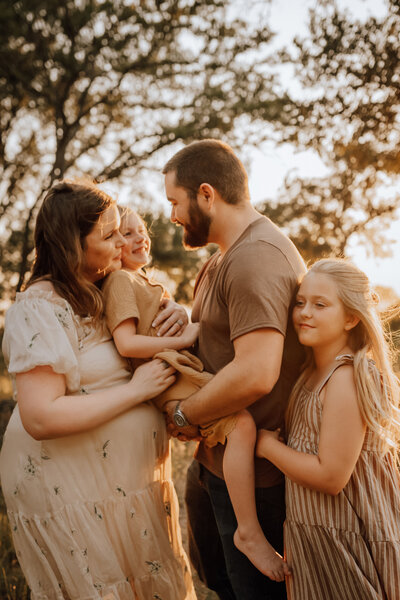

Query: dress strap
left=314, top=354, right=354, bottom=396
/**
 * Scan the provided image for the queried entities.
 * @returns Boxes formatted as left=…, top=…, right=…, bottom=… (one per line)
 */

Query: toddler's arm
left=112, top=318, right=199, bottom=359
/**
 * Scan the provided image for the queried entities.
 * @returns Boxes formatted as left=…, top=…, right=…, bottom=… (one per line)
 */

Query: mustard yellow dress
left=0, top=289, right=195, bottom=600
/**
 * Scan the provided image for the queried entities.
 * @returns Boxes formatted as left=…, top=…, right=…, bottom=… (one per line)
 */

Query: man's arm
left=165, top=328, right=284, bottom=436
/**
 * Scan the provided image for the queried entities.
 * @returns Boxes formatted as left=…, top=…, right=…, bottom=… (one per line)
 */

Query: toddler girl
left=257, top=258, right=400, bottom=599
left=102, top=207, right=290, bottom=582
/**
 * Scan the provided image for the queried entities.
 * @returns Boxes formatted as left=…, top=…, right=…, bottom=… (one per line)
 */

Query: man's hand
left=152, top=298, right=189, bottom=337
left=163, top=400, right=201, bottom=441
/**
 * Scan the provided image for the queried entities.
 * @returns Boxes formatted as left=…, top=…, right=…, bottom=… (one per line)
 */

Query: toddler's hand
left=177, top=322, right=199, bottom=348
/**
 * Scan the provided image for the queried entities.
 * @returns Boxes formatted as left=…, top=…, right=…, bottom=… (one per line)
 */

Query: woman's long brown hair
left=25, top=181, right=114, bottom=319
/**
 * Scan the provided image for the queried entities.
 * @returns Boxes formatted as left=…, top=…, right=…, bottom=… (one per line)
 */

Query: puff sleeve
left=2, top=291, right=80, bottom=394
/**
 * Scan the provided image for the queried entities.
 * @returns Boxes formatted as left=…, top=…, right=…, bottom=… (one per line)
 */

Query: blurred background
left=1, top=0, right=399, bottom=597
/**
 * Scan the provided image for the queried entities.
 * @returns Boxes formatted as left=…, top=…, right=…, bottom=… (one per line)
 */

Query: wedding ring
left=177, top=319, right=184, bottom=327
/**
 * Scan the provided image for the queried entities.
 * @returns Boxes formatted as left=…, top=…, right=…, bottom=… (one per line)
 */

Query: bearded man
left=160, top=139, right=306, bottom=600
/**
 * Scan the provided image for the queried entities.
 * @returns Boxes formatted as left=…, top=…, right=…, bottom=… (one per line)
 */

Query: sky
left=248, top=149, right=400, bottom=297
left=110, top=0, right=399, bottom=297
left=245, top=0, right=400, bottom=296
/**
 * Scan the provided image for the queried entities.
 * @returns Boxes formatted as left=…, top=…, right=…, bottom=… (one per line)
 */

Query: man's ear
left=344, top=313, right=360, bottom=331
left=197, top=183, right=216, bottom=211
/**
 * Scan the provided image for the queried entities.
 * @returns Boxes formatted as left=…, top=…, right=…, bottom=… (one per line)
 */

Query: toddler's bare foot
left=233, top=528, right=291, bottom=581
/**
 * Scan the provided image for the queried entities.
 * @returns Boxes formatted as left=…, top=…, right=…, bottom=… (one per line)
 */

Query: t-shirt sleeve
left=224, top=241, right=298, bottom=341
left=2, top=295, right=80, bottom=393
left=103, top=270, right=141, bottom=333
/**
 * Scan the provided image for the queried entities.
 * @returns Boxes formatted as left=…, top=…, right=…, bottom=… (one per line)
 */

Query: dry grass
left=171, top=439, right=218, bottom=600
left=0, top=492, right=30, bottom=599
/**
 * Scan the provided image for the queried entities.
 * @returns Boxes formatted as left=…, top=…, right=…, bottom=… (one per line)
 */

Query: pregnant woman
left=0, top=180, right=195, bottom=600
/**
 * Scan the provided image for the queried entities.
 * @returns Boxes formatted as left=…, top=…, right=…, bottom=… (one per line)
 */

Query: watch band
left=173, top=401, right=191, bottom=428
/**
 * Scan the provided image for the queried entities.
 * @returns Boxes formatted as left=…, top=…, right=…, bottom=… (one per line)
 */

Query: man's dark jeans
left=185, top=460, right=287, bottom=600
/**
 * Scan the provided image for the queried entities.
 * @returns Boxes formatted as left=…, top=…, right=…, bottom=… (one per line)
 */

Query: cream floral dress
left=0, top=289, right=195, bottom=600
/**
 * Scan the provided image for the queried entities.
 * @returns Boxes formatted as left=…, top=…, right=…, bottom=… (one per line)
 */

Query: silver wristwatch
left=173, top=402, right=191, bottom=427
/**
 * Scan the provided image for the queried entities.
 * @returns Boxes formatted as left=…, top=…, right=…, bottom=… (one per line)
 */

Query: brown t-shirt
left=191, top=216, right=306, bottom=487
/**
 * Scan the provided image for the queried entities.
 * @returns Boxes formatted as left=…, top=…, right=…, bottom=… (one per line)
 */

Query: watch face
left=174, top=413, right=186, bottom=428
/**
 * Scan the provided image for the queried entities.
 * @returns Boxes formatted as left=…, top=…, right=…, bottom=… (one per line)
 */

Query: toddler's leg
left=223, top=410, right=290, bottom=582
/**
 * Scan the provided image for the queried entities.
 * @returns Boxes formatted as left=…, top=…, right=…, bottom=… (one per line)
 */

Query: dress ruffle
left=8, top=480, right=190, bottom=600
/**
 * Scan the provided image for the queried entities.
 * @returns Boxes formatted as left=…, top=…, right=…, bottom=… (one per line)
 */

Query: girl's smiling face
left=120, top=211, right=151, bottom=271
left=293, top=271, right=356, bottom=350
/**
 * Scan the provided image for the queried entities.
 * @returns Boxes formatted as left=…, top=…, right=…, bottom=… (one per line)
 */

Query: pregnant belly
left=0, top=402, right=169, bottom=512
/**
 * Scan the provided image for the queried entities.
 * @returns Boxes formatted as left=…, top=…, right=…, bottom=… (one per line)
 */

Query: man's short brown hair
left=162, top=139, right=250, bottom=205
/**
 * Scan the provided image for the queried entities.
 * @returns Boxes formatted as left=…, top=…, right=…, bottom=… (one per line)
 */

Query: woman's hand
left=129, top=359, right=176, bottom=402
left=152, top=298, right=189, bottom=337
left=256, top=428, right=284, bottom=459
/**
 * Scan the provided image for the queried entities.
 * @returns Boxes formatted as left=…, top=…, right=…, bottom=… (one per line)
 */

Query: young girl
left=102, top=207, right=290, bottom=582
left=257, top=258, right=400, bottom=599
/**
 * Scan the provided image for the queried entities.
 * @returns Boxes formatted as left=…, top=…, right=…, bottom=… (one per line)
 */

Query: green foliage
left=2, top=0, right=399, bottom=304
left=260, top=0, right=400, bottom=262
left=0, top=0, right=284, bottom=306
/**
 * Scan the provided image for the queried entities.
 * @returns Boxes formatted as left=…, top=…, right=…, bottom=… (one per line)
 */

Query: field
left=171, top=439, right=218, bottom=600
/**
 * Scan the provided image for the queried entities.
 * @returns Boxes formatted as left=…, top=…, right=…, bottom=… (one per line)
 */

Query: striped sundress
left=285, top=356, right=400, bottom=600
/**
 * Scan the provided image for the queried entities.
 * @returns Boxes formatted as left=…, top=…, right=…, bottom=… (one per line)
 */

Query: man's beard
left=183, top=199, right=211, bottom=249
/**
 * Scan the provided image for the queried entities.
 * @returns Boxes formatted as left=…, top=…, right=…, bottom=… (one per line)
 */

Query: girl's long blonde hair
left=287, top=258, right=400, bottom=455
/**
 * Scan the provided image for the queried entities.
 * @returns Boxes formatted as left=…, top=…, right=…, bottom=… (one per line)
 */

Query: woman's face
left=120, top=212, right=151, bottom=271
left=82, top=205, right=126, bottom=282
